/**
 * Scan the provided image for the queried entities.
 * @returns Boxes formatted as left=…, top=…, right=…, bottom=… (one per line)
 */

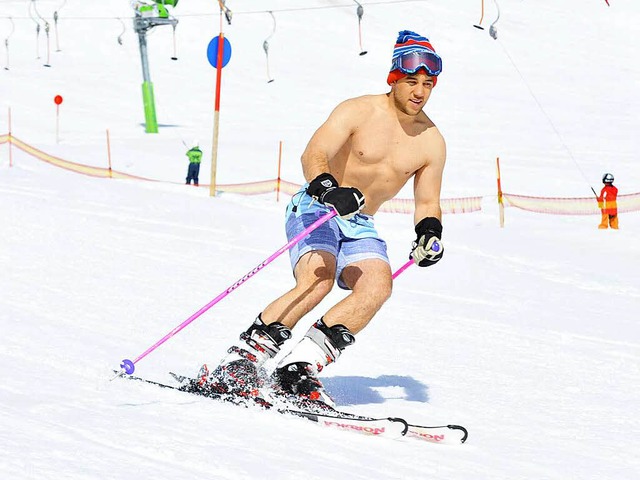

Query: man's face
left=391, top=72, right=435, bottom=115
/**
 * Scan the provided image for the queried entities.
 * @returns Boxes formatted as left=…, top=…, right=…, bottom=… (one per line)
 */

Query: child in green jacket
left=186, top=141, right=203, bottom=185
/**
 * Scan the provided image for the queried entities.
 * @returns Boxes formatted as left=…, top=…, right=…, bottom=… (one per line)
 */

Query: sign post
left=206, top=33, right=232, bottom=197
left=54, top=95, right=63, bottom=143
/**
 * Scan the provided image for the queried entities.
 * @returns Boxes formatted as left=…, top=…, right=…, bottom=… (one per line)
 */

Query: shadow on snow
left=323, top=375, right=429, bottom=406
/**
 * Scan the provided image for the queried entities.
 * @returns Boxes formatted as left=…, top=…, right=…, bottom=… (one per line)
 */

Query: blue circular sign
left=207, top=36, right=232, bottom=68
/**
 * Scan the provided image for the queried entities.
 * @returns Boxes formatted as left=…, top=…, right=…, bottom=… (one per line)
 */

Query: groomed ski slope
left=1, top=1, right=639, bottom=479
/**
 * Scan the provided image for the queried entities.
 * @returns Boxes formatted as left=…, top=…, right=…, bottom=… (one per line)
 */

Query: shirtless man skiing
left=199, top=30, right=447, bottom=405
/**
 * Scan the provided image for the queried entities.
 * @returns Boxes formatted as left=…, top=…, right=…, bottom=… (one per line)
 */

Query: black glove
left=410, top=217, right=444, bottom=267
left=306, top=173, right=365, bottom=219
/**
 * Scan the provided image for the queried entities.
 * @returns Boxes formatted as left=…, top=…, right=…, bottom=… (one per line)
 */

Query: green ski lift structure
left=132, top=0, right=179, bottom=133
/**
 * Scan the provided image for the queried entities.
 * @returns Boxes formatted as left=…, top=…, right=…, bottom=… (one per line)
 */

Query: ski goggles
left=391, top=50, right=442, bottom=77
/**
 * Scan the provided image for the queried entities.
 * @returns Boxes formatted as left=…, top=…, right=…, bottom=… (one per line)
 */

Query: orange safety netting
left=5, top=134, right=638, bottom=216
left=1, top=134, right=482, bottom=215
left=379, top=196, right=482, bottom=215
left=217, top=178, right=482, bottom=215
left=503, top=192, right=640, bottom=215
left=2, top=134, right=152, bottom=181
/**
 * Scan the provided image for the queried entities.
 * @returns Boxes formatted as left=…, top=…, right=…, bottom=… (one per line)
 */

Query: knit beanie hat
left=387, top=30, right=439, bottom=86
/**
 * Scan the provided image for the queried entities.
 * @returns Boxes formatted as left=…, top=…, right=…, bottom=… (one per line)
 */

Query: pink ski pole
left=392, top=259, right=413, bottom=279
left=118, top=209, right=337, bottom=376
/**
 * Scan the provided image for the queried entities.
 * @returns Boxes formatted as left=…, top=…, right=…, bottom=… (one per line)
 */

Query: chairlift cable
left=217, top=0, right=232, bottom=25
left=53, top=0, right=67, bottom=51
left=31, top=0, right=51, bottom=65
left=354, top=1, right=367, bottom=55
left=116, top=17, right=125, bottom=45
left=263, top=11, right=276, bottom=83
left=171, top=22, right=178, bottom=60
left=43, top=19, right=51, bottom=66
left=28, top=0, right=42, bottom=59
left=4, top=16, right=15, bottom=70
left=496, top=38, right=597, bottom=196
left=489, top=0, right=500, bottom=40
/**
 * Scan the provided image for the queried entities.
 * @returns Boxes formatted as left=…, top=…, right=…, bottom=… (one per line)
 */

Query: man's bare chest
left=349, top=125, right=427, bottom=174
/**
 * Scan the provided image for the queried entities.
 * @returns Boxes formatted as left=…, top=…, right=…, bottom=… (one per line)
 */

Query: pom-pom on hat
left=387, top=30, right=439, bottom=86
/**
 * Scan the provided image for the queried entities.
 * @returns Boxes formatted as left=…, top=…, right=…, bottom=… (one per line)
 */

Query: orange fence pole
left=106, top=129, right=113, bottom=178
left=8, top=107, right=13, bottom=167
left=496, top=156, right=504, bottom=227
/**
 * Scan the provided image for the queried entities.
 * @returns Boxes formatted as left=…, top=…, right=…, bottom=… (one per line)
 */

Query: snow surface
left=1, top=1, right=639, bottom=479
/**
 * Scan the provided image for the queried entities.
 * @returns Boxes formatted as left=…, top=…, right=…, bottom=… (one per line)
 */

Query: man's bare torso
left=326, top=95, right=439, bottom=215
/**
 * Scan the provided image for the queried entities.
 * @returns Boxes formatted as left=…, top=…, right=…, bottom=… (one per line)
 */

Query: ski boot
left=195, top=315, right=292, bottom=401
left=271, top=318, right=355, bottom=410
left=271, top=361, right=335, bottom=410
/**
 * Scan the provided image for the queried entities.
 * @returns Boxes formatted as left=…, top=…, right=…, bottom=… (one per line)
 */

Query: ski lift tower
left=133, top=1, right=179, bottom=133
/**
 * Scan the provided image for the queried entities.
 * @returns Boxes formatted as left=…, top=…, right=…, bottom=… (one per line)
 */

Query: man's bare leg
left=322, top=258, right=393, bottom=333
left=261, top=250, right=337, bottom=329
left=270, top=258, right=392, bottom=403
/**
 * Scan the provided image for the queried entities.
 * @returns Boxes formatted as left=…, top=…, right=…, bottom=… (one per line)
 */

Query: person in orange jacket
left=598, top=173, right=618, bottom=229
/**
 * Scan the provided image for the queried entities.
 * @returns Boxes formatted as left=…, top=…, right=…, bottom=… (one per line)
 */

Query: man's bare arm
left=301, top=100, right=360, bottom=182
left=409, top=131, right=446, bottom=267
left=413, top=131, right=446, bottom=225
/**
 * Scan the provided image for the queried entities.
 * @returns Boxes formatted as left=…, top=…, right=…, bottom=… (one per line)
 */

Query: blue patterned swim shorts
left=285, top=186, right=389, bottom=290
